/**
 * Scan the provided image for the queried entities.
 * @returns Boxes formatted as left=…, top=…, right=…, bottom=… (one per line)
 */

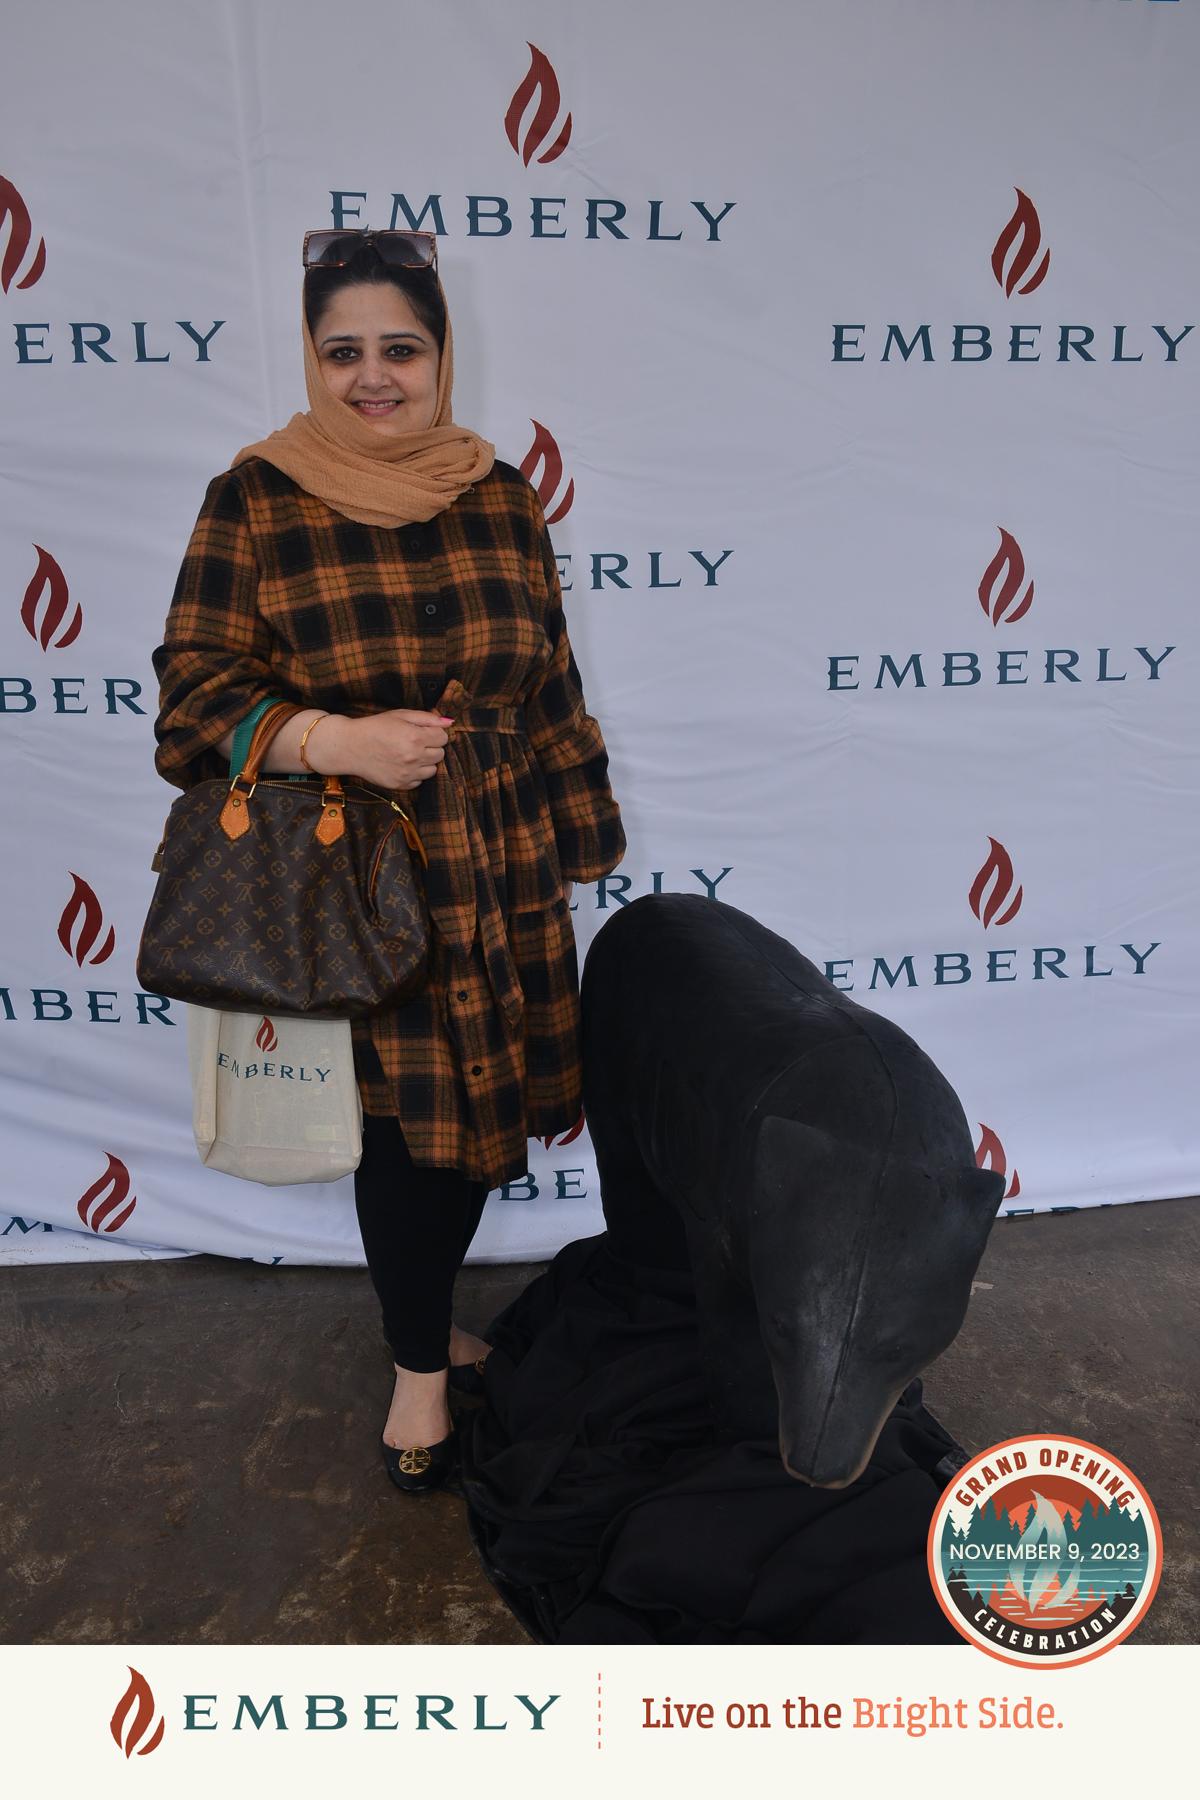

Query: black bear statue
left=582, top=894, right=1005, bottom=1488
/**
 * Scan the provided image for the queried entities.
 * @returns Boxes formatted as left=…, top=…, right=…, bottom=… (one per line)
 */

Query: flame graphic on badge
left=57, top=873, right=116, bottom=965
left=504, top=43, right=573, bottom=166
left=110, top=1666, right=165, bottom=1757
left=520, top=420, right=575, bottom=524
left=256, top=1017, right=278, bottom=1053
left=968, top=838, right=1024, bottom=929
left=21, top=545, right=82, bottom=650
left=0, top=175, right=46, bottom=292
left=78, top=1154, right=138, bottom=1235
left=976, top=1122, right=1021, bottom=1200
left=978, top=527, right=1033, bottom=626
left=543, top=1108, right=586, bottom=1151
left=991, top=188, right=1051, bottom=297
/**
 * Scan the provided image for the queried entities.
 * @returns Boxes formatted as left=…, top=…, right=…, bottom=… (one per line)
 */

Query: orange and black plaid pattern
left=153, top=457, right=625, bottom=1187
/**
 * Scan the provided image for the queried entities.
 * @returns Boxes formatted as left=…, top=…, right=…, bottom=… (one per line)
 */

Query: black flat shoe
left=448, top=1354, right=490, bottom=1400
left=380, top=1430, right=456, bottom=1495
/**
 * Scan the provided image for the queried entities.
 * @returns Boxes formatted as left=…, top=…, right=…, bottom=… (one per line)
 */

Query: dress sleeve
left=524, top=503, right=626, bottom=883
left=152, top=470, right=282, bottom=789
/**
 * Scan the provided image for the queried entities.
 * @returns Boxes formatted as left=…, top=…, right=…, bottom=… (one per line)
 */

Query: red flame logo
left=520, top=420, right=575, bottom=524
left=110, top=1665, right=165, bottom=1758
left=57, top=873, right=116, bottom=965
left=968, top=838, right=1024, bottom=929
left=20, top=545, right=82, bottom=650
left=976, top=1123, right=1021, bottom=1200
left=543, top=1108, right=586, bottom=1151
left=0, top=174, right=46, bottom=293
left=78, top=1154, right=137, bottom=1235
left=256, top=1016, right=278, bottom=1052
left=978, top=527, right=1033, bottom=626
left=991, top=188, right=1050, bottom=297
left=504, top=43, right=573, bottom=166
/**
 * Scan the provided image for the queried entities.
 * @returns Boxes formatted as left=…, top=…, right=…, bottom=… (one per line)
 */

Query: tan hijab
left=233, top=278, right=495, bottom=528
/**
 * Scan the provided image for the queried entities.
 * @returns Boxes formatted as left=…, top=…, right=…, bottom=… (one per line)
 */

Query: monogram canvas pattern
left=152, top=459, right=624, bottom=1185
left=138, top=781, right=427, bottom=1016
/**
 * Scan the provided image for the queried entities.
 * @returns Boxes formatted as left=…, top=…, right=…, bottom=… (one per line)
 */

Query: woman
left=152, top=228, right=624, bottom=1493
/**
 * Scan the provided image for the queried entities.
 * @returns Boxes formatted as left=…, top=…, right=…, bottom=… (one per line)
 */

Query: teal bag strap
left=229, top=698, right=282, bottom=778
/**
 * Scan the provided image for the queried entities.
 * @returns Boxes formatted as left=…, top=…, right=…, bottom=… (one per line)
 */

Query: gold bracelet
left=298, top=712, right=331, bottom=773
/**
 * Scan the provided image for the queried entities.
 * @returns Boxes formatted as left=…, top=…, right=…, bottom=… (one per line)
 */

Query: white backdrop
left=2, top=0, right=1197, bottom=1268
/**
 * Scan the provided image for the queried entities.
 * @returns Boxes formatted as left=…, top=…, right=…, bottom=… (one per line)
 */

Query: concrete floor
left=1, top=1197, right=1196, bottom=1645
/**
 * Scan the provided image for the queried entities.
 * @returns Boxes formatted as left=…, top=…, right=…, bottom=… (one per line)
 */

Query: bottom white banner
left=0, top=1643, right=1192, bottom=1794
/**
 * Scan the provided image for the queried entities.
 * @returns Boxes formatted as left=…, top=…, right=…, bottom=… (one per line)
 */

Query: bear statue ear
left=754, top=1114, right=881, bottom=1201
left=942, top=1163, right=1006, bottom=1223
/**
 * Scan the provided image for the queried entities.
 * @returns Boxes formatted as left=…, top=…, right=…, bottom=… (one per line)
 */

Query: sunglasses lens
left=303, top=230, right=437, bottom=270
left=373, top=232, right=438, bottom=269
left=304, top=231, right=352, bottom=268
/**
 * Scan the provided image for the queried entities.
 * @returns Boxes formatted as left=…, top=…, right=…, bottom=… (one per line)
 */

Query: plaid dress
left=152, top=457, right=625, bottom=1187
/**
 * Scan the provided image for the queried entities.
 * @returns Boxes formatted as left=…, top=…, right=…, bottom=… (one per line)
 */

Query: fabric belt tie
left=419, top=681, right=531, bottom=1028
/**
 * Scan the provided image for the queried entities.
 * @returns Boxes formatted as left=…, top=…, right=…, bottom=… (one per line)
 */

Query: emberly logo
left=0, top=895, right=173, bottom=1025
left=79, top=1153, right=137, bottom=1235
left=976, top=1124, right=1020, bottom=1201
left=505, top=43, right=572, bottom=166
left=969, top=839, right=1023, bottom=930
left=824, top=836, right=1160, bottom=992
left=256, top=1016, right=279, bottom=1053
left=4, top=550, right=146, bottom=715
left=520, top=419, right=575, bottom=523
left=991, top=188, right=1050, bottom=297
left=0, top=175, right=45, bottom=292
left=331, top=43, right=732, bottom=247
left=832, top=185, right=1192, bottom=364
left=827, top=520, right=1175, bottom=693
left=515, top=419, right=732, bottom=594
left=58, top=873, right=116, bottom=966
left=21, top=544, right=81, bottom=649
left=979, top=529, right=1033, bottom=626
left=111, top=1666, right=165, bottom=1757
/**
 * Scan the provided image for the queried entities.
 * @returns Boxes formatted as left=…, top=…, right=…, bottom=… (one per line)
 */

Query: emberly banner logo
left=3, top=177, right=224, bottom=367
left=517, top=420, right=733, bottom=594
left=78, top=1153, right=138, bottom=1235
left=328, top=40, right=734, bottom=246
left=827, top=522, right=1175, bottom=693
left=4, top=543, right=146, bottom=714
left=976, top=1124, right=1020, bottom=1202
left=824, top=838, right=1161, bottom=992
left=21, top=544, right=81, bottom=648
left=520, top=419, right=575, bottom=522
left=0, top=885, right=174, bottom=1024
left=505, top=42, right=572, bottom=166
left=0, top=175, right=45, bottom=292
left=833, top=186, right=1191, bottom=364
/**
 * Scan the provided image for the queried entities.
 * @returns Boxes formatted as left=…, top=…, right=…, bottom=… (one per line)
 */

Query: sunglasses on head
left=302, top=228, right=438, bottom=271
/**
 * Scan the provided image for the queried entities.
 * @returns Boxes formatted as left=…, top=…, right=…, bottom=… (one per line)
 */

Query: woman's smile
left=315, top=283, right=440, bottom=436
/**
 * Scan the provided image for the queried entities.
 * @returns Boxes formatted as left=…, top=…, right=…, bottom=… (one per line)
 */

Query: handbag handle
left=219, top=700, right=348, bottom=845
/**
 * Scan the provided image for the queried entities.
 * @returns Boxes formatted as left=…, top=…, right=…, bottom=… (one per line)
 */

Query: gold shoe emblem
left=397, top=1446, right=432, bottom=1475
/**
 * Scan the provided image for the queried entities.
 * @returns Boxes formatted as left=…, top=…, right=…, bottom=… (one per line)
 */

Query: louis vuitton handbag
left=137, top=700, right=429, bottom=1017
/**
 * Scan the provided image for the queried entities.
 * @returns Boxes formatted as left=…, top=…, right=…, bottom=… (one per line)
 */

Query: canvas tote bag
left=187, top=1004, right=362, bottom=1185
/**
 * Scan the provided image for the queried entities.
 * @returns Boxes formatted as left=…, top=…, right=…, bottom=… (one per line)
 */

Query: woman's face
left=312, top=282, right=440, bottom=435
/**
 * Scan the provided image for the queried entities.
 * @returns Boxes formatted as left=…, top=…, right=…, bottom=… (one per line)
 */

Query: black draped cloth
left=461, top=1234, right=964, bottom=1645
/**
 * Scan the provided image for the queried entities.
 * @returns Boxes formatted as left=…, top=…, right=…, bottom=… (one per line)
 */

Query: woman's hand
left=312, top=710, right=452, bottom=789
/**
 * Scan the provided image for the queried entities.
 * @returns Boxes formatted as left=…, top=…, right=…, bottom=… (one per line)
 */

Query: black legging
left=353, top=1114, right=489, bottom=1372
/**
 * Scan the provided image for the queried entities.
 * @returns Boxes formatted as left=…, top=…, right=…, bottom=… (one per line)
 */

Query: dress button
left=424, top=602, right=437, bottom=616
left=457, top=990, right=468, bottom=1001
left=471, top=1064, right=483, bottom=1077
